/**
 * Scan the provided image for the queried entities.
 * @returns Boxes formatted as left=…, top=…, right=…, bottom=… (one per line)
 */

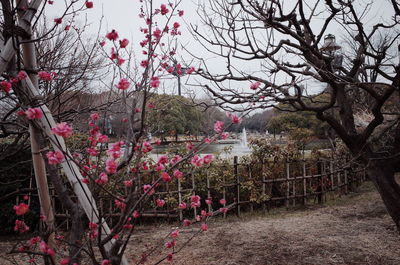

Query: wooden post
left=285, top=161, right=290, bottom=209
left=302, top=161, right=307, bottom=205
left=344, top=167, right=348, bottom=194
left=222, top=169, right=226, bottom=218
left=292, top=162, right=296, bottom=207
left=234, top=156, right=240, bottom=217
left=330, top=160, right=334, bottom=191
left=178, top=178, right=183, bottom=221
left=191, top=172, right=197, bottom=219
left=206, top=168, right=212, bottom=213
left=317, top=161, right=323, bottom=204
left=248, top=164, right=254, bottom=213
left=262, top=161, right=266, bottom=213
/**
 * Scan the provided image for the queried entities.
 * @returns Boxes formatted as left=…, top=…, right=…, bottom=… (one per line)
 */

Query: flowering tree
left=0, top=0, right=244, bottom=264
left=193, top=0, right=400, bottom=229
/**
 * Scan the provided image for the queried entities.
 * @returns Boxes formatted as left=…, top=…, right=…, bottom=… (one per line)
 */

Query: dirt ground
left=1, top=182, right=399, bottom=265
left=126, top=182, right=400, bottom=265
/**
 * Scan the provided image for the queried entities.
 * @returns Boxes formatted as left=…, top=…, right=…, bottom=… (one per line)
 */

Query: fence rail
left=16, top=157, right=367, bottom=227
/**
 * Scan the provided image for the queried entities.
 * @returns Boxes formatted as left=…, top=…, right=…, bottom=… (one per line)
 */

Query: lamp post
left=320, top=34, right=343, bottom=72
left=170, top=60, right=188, bottom=96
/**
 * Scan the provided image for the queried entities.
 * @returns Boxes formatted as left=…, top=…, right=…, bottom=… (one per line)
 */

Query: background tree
left=194, top=0, right=400, bottom=229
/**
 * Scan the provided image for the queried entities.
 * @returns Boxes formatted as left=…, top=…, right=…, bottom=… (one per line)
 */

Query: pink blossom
left=142, top=141, right=153, bottom=153
left=178, top=202, right=187, bottom=209
left=117, top=58, right=125, bottom=65
left=157, top=155, right=169, bottom=165
left=171, top=155, right=181, bottom=164
left=219, top=198, right=226, bottom=205
left=17, top=71, right=27, bottom=80
left=46, top=151, right=65, bottom=165
left=54, top=18, right=62, bottom=24
left=167, top=253, right=173, bottom=262
left=147, top=102, right=156, bottom=109
left=115, top=78, right=130, bottom=90
left=143, top=184, right=155, bottom=195
left=97, top=134, right=109, bottom=143
left=105, top=159, right=117, bottom=174
left=106, top=30, right=119, bottom=41
left=38, top=71, right=53, bottom=81
left=123, top=223, right=133, bottom=230
left=14, top=220, right=29, bottom=233
left=51, top=122, right=73, bottom=137
left=25, top=108, right=43, bottom=120
left=173, top=169, right=183, bottom=179
left=183, top=219, right=191, bottom=226
left=231, top=114, right=242, bottom=124
left=161, top=172, right=171, bottom=182
left=191, top=155, right=203, bottom=167
left=214, top=120, right=224, bottom=133
left=160, top=4, right=169, bottom=15
left=156, top=199, right=166, bottom=207
left=140, top=60, right=149, bottom=68
left=170, top=230, right=179, bottom=238
left=101, top=260, right=111, bottom=265
left=201, top=223, right=208, bottom=231
left=186, top=142, right=194, bottom=151
left=221, top=132, right=230, bottom=140
left=123, top=180, right=133, bottom=187
left=153, top=28, right=162, bottom=39
left=250, top=81, right=261, bottom=90
left=90, top=113, right=99, bottom=120
left=86, top=147, right=98, bottom=156
left=60, top=258, right=70, bottom=265
left=85, top=1, right=93, bottom=8
left=132, top=210, right=140, bottom=218
left=155, top=163, right=165, bottom=172
left=95, top=172, right=108, bottom=185
left=204, top=137, right=212, bottom=144
left=191, top=195, right=201, bottom=208
left=14, top=203, right=29, bottom=215
left=203, top=154, right=214, bottom=164
left=178, top=10, right=184, bottom=16
left=150, top=76, right=160, bottom=88
left=82, top=178, right=89, bottom=184
left=173, top=22, right=180, bottom=29
left=0, top=81, right=11, bottom=93
left=114, top=199, right=126, bottom=210
left=119, top=38, right=129, bottom=48
left=100, top=41, right=106, bottom=47
left=205, top=199, right=212, bottom=205
left=186, top=67, right=195, bottom=74
left=219, top=207, right=228, bottom=213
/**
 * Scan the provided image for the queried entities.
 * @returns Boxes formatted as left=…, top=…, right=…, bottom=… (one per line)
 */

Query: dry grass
left=1, top=182, right=399, bottom=265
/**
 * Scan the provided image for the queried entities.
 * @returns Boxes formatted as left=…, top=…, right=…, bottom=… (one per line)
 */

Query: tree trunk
left=368, top=162, right=400, bottom=231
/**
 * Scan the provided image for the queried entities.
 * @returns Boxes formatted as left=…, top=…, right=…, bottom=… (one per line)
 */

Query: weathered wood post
left=234, top=156, right=240, bottom=217
left=206, top=167, right=212, bottom=213
left=285, top=161, right=290, bottom=209
left=178, top=177, right=183, bottom=221
left=262, top=161, right=267, bottom=213
left=302, top=160, right=307, bottom=205
left=317, top=161, right=323, bottom=204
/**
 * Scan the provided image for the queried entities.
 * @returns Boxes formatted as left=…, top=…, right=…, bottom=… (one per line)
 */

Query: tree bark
left=368, top=162, right=400, bottom=231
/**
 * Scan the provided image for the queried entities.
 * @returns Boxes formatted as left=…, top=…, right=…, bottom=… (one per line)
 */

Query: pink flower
left=250, top=81, right=261, bottom=90
left=186, top=142, right=194, bottom=151
left=167, top=253, right=173, bottom=262
left=38, top=71, right=53, bottom=81
left=95, top=172, right=108, bottom=185
left=160, top=4, right=169, bottom=15
left=155, top=163, right=164, bottom=172
left=191, top=155, right=203, bottom=167
left=231, top=114, right=242, bottom=124
left=100, top=41, right=106, bottom=47
left=183, top=219, right=191, bottom=226
left=119, top=38, right=129, bottom=48
left=106, top=30, right=119, bottom=41
left=186, top=66, right=195, bottom=74
left=14, top=220, right=29, bottom=233
left=60, top=258, right=70, bottom=265
left=178, top=202, right=187, bottom=209
left=14, top=203, right=29, bottom=215
left=171, top=155, right=181, bottom=164
left=204, top=137, right=212, bottom=144
left=149, top=76, right=160, bottom=88
left=221, top=132, right=230, bottom=140
left=51, top=122, right=73, bottom=137
left=214, top=121, right=224, bottom=133
left=173, top=22, right=180, bottom=29
left=173, top=170, right=183, bottom=179
left=219, top=198, right=226, bottom=205
left=115, top=78, right=130, bottom=90
left=170, top=230, right=179, bottom=238
left=25, top=108, right=43, bottom=120
left=82, top=178, right=89, bottom=184
left=0, top=81, right=11, bottom=93
left=97, top=134, right=109, bottom=143
left=205, top=199, right=212, bottom=205
left=17, top=71, right=27, bottom=80
left=161, top=172, right=171, bottom=182
left=191, top=195, right=201, bottom=208
left=203, top=154, right=213, bottom=164
left=101, top=260, right=111, bottom=265
left=143, top=184, right=155, bottom=195
left=90, top=113, right=99, bottom=120
left=156, top=199, right=165, bottom=207
left=147, top=103, right=156, bottom=109
left=157, top=155, right=169, bottom=165
left=54, top=18, right=62, bottom=24
left=132, top=210, right=140, bottom=218
left=142, top=141, right=153, bottom=153
left=219, top=207, right=228, bottom=213
left=123, top=180, right=133, bottom=187
left=201, top=223, right=208, bottom=231
left=105, top=159, right=117, bottom=174
left=140, top=60, right=148, bottom=68
left=46, top=151, right=65, bottom=165
left=85, top=1, right=93, bottom=8
left=178, top=10, right=184, bottom=16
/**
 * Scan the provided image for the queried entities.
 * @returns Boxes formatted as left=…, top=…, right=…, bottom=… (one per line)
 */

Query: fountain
left=241, top=127, right=248, bottom=148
